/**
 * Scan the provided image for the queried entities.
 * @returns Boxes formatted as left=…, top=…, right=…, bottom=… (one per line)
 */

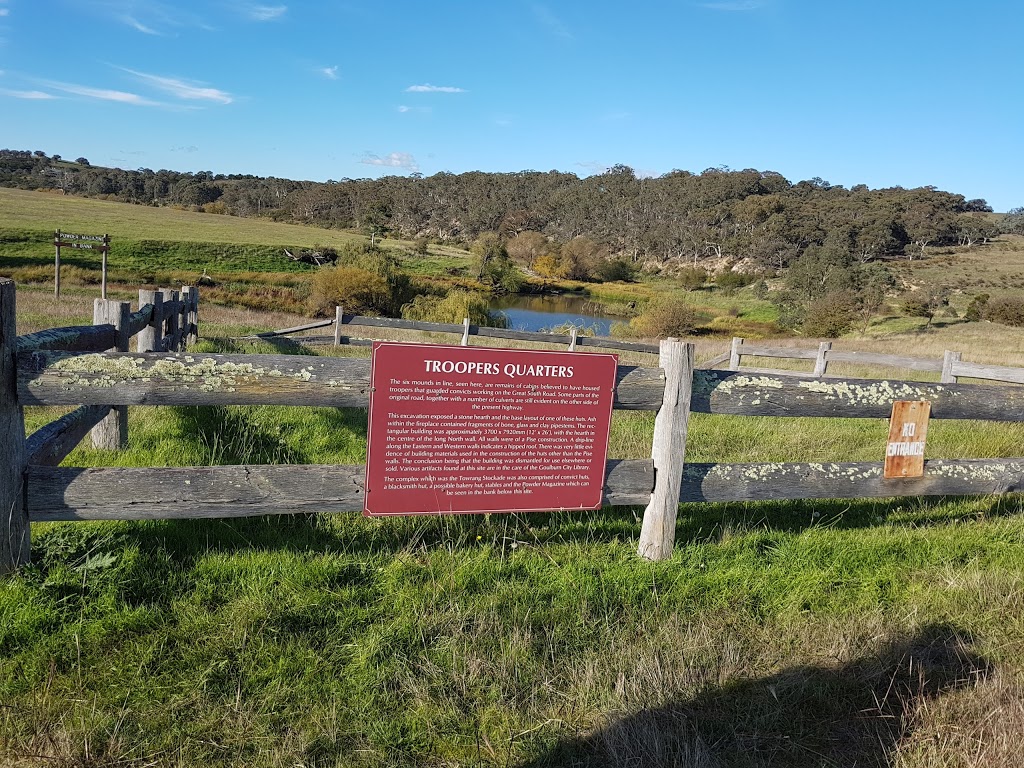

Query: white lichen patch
left=39, top=353, right=329, bottom=393
left=797, top=379, right=942, bottom=406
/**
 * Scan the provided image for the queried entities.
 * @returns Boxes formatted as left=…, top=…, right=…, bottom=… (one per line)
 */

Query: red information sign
left=364, top=342, right=618, bottom=516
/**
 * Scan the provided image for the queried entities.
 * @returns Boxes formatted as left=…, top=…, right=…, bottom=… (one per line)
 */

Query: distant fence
left=241, top=307, right=665, bottom=356
left=6, top=276, right=1024, bottom=574
left=725, top=337, right=1024, bottom=386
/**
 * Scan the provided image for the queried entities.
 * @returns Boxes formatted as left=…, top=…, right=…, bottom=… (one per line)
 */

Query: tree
left=75, top=157, right=90, bottom=166
left=1001, top=207, right=1024, bottom=235
left=558, top=237, right=605, bottom=281
left=506, top=231, right=549, bottom=268
left=471, top=232, right=522, bottom=292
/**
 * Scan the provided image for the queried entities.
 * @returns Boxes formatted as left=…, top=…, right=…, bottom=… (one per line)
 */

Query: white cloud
left=360, top=152, right=420, bottom=173
left=0, top=8, right=9, bottom=17
left=1, top=89, right=56, bottom=99
left=397, top=105, right=430, bottom=114
left=122, top=15, right=158, bottom=33
left=42, top=80, right=160, bottom=106
left=124, top=69, right=233, bottom=104
left=405, top=84, right=466, bottom=93
left=246, top=4, right=287, bottom=21
left=95, top=1, right=211, bottom=35
left=319, top=66, right=338, bottom=80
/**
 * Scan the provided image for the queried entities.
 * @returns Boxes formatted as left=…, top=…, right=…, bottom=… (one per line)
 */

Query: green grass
left=7, top=195, right=1024, bottom=765
left=0, top=188, right=370, bottom=250
left=8, top=328, right=1024, bottom=765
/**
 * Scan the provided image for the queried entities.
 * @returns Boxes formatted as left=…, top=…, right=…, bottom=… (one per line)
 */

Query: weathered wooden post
left=638, top=339, right=695, bottom=561
left=91, top=299, right=130, bottom=450
left=53, top=229, right=62, bottom=299
left=182, top=285, right=198, bottom=346
left=814, top=341, right=832, bottom=377
left=1, top=278, right=29, bottom=573
left=137, top=289, right=164, bottom=353
left=461, top=317, right=471, bottom=346
left=941, top=350, right=962, bottom=384
left=165, top=290, right=180, bottom=351
left=100, top=234, right=110, bottom=300
left=334, top=306, right=344, bottom=347
left=729, top=337, right=744, bottom=370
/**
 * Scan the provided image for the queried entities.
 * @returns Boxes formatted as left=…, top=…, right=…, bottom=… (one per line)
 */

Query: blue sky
left=1, top=1, right=1021, bottom=210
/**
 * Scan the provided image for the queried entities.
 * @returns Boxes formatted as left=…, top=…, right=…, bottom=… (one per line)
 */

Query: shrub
left=676, top=267, right=708, bottom=291
left=308, top=265, right=390, bottom=316
left=964, top=293, right=990, bottom=322
left=626, top=295, right=700, bottom=338
left=594, top=257, right=637, bottom=283
left=401, top=290, right=505, bottom=328
left=715, top=271, right=756, bottom=294
left=984, top=297, right=1024, bottom=327
left=802, top=291, right=857, bottom=337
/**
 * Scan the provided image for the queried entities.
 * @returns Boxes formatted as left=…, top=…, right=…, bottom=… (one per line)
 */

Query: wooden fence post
left=814, top=341, right=832, bottom=377
left=53, top=230, right=61, bottom=299
left=137, top=289, right=164, bottom=353
left=461, top=318, right=470, bottom=346
left=941, top=350, right=962, bottom=384
left=91, top=299, right=130, bottom=450
left=1, top=278, right=29, bottom=573
left=729, top=337, right=743, bottom=370
left=165, top=290, right=180, bottom=351
left=638, top=339, right=695, bottom=561
left=334, top=306, right=344, bottom=347
left=100, top=234, right=110, bottom=300
left=182, top=285, right=198, bottom=346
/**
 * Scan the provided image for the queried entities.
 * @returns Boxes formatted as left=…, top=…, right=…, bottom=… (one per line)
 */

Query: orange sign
left=883, top=400, right=930, bottom=478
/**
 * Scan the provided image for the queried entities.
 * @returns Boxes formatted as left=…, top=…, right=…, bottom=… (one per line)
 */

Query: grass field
left=5, top=193, right=1024, bottom=766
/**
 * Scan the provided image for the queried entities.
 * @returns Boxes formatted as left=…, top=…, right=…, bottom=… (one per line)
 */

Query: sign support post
left=638, top=339, right=695, bottom=561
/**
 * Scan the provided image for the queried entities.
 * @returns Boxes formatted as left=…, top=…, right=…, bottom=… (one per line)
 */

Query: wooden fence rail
left=727, top=336, right=1024, bottom=386
left=9, top=276, right=1024, bottom=574
left=246, top=309, right=663, bottom=356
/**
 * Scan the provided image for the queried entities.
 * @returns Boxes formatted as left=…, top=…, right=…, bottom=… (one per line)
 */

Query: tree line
left=0, top=149, right=1009, bottom=274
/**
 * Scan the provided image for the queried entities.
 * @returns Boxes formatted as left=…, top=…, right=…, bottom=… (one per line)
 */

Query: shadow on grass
left=31, top=492, right=1024, bottom=573
left=520, top=622, right=988, bottom=768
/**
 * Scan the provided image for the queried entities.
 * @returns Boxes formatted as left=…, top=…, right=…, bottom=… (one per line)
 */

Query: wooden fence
left=726, top=336, right=1024, bottom=385
left=242, top=307, right=664, bottom=356
left=6, top=275, right=1024, bottom=574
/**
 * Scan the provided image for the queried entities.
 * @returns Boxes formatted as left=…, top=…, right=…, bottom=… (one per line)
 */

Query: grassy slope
left=5, top=192, right=1024, bottom=765
left=0, top=187, right=370, bottom=248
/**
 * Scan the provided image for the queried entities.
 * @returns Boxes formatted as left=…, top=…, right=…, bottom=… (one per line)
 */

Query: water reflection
left=489, top=293, right=620, bottom=335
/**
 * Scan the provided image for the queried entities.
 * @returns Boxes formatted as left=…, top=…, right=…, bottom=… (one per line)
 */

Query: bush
left=625, top=295, right=700, bottom=338
left=802, top=291, right=857, bottom=337
left=401, top=290, right=505, bottom=328
left=308, top=265, right=390, bottom=316
left=676, top=267, right=708, bottom=291
left=715, top=271, right=756, bottom=294
left=984, top=297, right=1024, bottom=327
left=965, top=293, right=990, bottom=322
left=594, top=257, right=637, bottom=283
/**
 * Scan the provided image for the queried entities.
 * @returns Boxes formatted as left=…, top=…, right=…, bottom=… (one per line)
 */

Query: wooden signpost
left=884, top=400, right=931, bottom=478
left=54, top=230, right=111, bottom=299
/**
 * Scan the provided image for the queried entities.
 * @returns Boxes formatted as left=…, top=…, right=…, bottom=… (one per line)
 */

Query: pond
left=488, top=293, right=622, bottom=336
